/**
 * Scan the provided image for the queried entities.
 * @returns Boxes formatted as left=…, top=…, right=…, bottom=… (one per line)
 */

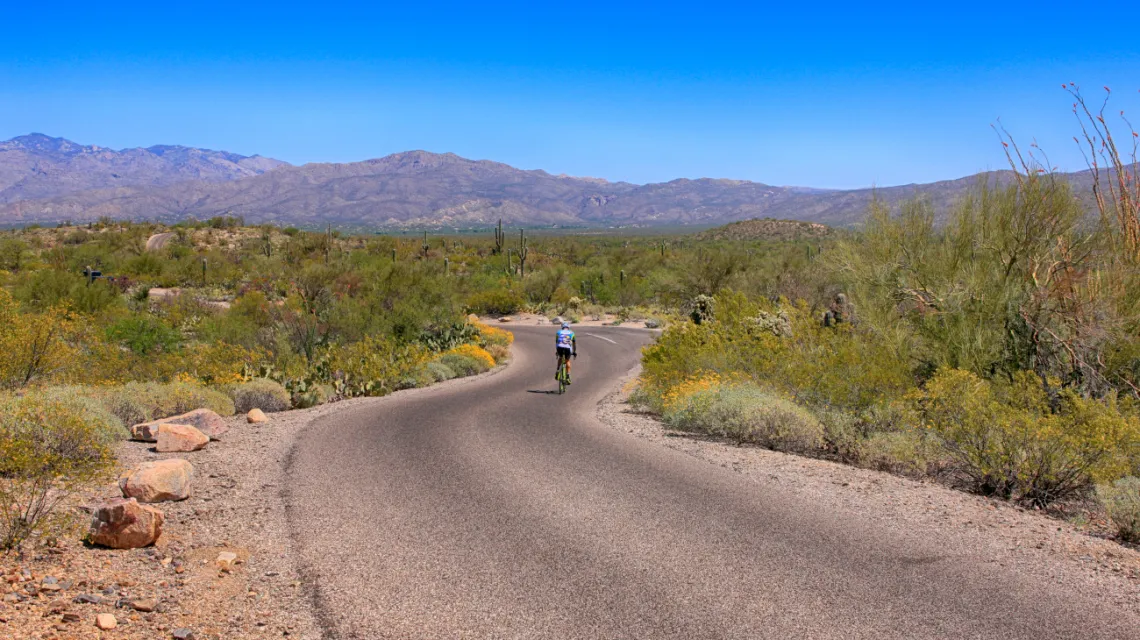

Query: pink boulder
left=118, top=459, right=194, bottom=503
left=155, top=424, right=209, bottom=452
left=88, top=498, right=164, bottom=549
left=130, top=408, right=229, bottom=442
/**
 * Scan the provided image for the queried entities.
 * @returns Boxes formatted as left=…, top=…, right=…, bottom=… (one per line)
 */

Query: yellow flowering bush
left=474, top=321, right=514, bottom=348
left=444, top=344, right=496, bottom=371
left=0, top=393, right=117, bottom=549
left=916, top=368, right=1140, bottom=506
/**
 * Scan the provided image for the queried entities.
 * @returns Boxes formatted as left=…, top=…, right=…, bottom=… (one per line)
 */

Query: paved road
left=287, top=326, right=1139, bottom=639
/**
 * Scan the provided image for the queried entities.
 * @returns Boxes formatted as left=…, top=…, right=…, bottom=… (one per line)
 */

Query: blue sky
left=2, top=1, right=1138, bottom=188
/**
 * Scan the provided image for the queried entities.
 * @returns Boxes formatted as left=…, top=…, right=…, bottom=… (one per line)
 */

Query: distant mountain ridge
left=0, top=134, right=1109, bottom=229
left=0, top=133, right=289, bottom=205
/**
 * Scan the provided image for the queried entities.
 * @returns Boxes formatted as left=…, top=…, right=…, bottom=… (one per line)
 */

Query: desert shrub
left=99, top=381, right=236, bottom=426
left=466, top=289, right=524, bottom=316
left=444, top=344, right=496, bottom=370
left=326, top=335, right=430, bottom=397
left=292, top=384, right=334, bottom=409
left=486, top=343, right=510, bottom=364
left=30, top=387, right=128, bottom=437
left=474, top=321, right=514, bottom=348
left=0, top=394, right=117, bottom=549
left=661, top=378, right=823, bottom=453
left=858, top=430, right=940, bottom=476
left=0, top=291, right=78, bottom=389
left=1097, top=477, right=1140, bottom=543
left=424, top=361, right=457, bottom=382
left=916, top=368, right=1140, bottom=506
left=105, top=314, right=181, bottom=355
left=437, top=352, right=489, bottom=377
left=229, top=378, right=291, bottom=413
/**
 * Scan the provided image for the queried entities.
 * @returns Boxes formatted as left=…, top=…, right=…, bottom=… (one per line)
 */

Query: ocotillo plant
left=517, top=229, right=529, bottom=277
left=493, top=218, right=505, bottom=255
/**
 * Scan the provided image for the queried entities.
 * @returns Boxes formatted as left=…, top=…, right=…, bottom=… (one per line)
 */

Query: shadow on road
left=526, top=389, right=562, bottom=395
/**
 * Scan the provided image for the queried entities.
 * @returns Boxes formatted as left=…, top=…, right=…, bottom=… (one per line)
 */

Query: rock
left=173, top=627, right=197, bottom=639
left=74, top=594, right=104, bottom=605
left=88, top=498, right=164, bottom=549
left=129, top=598, right=158, bottom=612
left=215, top=551, right=239, bottom=572
left=130, top=409, right=229, bottom=442
left=498, top=316, right=512, bottom=323
left=62, top=612, right=81, bottom=623
left=247, top=408, right=268, bottom=424
left=155, top=424, right=209, bottom=452
left=96, top=613, right=117, bottom=630
left=465, top=313, right=480, bottom=324
left=119, top=459, right=194, bottom=503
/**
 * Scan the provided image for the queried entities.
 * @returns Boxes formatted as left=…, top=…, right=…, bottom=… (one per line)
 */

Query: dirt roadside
left=597, top=367, right=1140, bottom=611
left=0, top=364, right=510, bottom=640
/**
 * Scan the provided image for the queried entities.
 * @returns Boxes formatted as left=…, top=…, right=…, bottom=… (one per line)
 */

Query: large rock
left=118, top=459, right=194, bottom=503
left=155, top=424, right=209, bottom=452
left=130, top=409, right=228, bottom=442
left=88, top=498, right=164, bottom=549
left=246, top=408, right=268, bottom=424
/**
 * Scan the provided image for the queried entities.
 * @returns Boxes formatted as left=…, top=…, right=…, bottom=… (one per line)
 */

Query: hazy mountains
left=0, top=134, right=288, bottom=205
left=0, top=134, right=1101, bottom=229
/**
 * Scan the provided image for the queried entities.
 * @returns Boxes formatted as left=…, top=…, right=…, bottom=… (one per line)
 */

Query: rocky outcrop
left=88, top=498, right=164, bottom=549
left=118, top=459, right=194, bottom=503
left=155, top=424, right=209, bottom=452
left=131, top=408, right=228, bottom=442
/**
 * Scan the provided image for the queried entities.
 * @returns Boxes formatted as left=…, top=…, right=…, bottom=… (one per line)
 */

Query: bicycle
left=556, top=353, right=571, bottom=394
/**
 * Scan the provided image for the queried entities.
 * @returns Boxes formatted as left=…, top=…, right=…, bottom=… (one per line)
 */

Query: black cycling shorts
left=556, top=346, right=573, bottom=359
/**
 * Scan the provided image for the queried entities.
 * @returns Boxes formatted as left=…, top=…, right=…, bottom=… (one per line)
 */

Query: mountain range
left=0, top=134, right=1101, bottom=229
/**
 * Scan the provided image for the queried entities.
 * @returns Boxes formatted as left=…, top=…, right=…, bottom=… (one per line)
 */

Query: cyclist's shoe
left=566, top=375, right=572, bottom=385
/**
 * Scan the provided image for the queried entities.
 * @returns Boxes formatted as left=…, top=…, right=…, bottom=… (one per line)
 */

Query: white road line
left=584, top=333, right=617, bottom=344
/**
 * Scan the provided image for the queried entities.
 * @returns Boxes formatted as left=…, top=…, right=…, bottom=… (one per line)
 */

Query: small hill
left=697, top=218, right=833, bottom=241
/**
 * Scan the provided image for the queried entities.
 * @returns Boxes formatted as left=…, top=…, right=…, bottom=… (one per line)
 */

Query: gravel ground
left=597, top=367, right=1140, bottom=613
left=0, top=364, right=509, bottom=640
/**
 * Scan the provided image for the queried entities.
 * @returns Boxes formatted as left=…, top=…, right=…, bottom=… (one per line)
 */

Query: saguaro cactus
left=517, top=229, right=529, bottom=277
left=493, top=219, right=505, bottom=255
left=444, top=257, right=450, bottom=276
left=422, top=231, right=430, bottom=259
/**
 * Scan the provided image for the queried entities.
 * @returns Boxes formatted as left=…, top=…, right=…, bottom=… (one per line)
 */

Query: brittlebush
left=916, top=368, right=1140, bottom=506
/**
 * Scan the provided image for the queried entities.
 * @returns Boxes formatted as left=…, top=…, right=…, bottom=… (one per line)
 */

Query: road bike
left=556, top=353, right=571, bottom=394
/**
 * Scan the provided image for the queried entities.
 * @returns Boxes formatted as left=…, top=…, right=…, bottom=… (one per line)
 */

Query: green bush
left=424, top=361, right=457, bottom=382
left=106, top=315, right=181, bottom=355
left=663, top=382, right=823, bottom=453
left=99, top=381, right=236, bottom=426
left=916, top=369, right=1140, bottom=506
left=437, top=353, right=488, bottom=377
left=292, top=384, right=334, bottom=409
left=0, top=393, right=117, bottom=549
left=466, top=289, right=524, bottom=316
left=1097, top=477, right=1140, bottom=543
left=228, top=378, right=291, bottom=413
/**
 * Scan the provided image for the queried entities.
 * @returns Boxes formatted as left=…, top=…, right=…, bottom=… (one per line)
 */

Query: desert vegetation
left=0, top=213, right=823, bottom=546
left=633, top=88, right=1140, bottom=541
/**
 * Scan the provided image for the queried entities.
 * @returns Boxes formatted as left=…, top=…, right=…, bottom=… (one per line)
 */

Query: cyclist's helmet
left=561, top=321, right=570, bottom=329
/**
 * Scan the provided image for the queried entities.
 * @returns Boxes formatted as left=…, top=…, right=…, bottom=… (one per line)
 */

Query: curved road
left=288, top=326, right=1138, bottom=639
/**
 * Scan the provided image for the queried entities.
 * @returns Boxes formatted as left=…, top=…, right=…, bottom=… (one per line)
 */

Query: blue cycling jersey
left=556, top=329, right=575, bottom=349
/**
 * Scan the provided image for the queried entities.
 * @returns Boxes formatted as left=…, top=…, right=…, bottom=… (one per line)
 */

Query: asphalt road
left=287, top=326, right=1139, bottom=639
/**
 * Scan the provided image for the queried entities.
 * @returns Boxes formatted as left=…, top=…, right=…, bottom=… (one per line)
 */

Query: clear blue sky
left=2, top=1, right=1137, bottom=189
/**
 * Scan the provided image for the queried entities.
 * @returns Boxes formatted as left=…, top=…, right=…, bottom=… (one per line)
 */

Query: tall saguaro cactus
left=492, top=219, right=505, bottom=255
left=422, top=231, right=430, bottom=259
left=517, top=229, right=529, bottom=277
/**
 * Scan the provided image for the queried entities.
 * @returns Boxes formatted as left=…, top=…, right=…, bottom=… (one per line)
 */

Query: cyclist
left=555, top=321, right=577, bottom=384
